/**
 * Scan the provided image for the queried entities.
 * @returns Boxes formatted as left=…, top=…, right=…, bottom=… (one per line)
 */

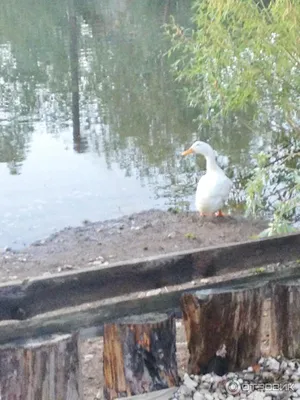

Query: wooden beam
left=0, top=264, right=299, bottom=345
left=0, top=232, right=299, bottom=321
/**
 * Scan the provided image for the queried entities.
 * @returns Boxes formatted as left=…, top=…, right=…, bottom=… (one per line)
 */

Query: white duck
left=182, top=141, right=233, bottom=217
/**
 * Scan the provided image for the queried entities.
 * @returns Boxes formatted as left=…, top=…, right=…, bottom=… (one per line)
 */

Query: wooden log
left=0, top=333, right=83, bottom=400
left=180, top=284, right=266, bottom=375
left=270, top=282, right=300, bottom=358
left=0, top=266, right=300, bottom=346
left=1, top=231, right=300, bottom=321
left=103, top=312, right=179, bottom=400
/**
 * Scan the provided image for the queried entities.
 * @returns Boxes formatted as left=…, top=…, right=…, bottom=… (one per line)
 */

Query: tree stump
left=0, top=333, right=83, bottom=400
left=103, top=312, right=179, bottom=400
left=180, top=285, right=266, bottom=375
left=270, top=283, right=300, bottom=358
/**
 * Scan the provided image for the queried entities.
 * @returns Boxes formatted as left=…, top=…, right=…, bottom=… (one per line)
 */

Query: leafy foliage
left=165, top=0, right=300, bottom=236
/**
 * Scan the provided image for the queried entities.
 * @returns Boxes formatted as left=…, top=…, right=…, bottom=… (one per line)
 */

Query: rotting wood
left=0, top=332, right=83, bottom=399
left=180, top=283, right=267, bottom=375
left=0, top=266, right=299, bottom=345
left=270, top=282, right=300, bottom=358
left=0, top=231, right=299, bottom=321
left=103, top=313, right=178, bottom=400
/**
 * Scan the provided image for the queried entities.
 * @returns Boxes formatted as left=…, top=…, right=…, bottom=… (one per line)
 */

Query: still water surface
left=0, top=0, right=256, bottom=249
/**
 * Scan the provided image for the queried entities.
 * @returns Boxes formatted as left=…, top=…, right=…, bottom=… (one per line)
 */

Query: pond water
left=0, top=0, right=259, bottom=249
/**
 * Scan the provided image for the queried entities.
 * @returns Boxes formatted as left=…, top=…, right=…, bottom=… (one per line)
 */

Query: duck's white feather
left=195, top=169, right=232, bottom=213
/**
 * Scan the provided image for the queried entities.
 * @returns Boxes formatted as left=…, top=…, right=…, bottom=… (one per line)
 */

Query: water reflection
left=0, top=0, right=256, bottom=248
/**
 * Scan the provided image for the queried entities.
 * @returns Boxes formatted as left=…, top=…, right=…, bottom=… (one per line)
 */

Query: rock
left=252, top=391, right=265, bottom=400
left=280, top=360, right=288, bottom=370
left=178, top=384, right=193, bottom=397
left=289, top=362, right=296, bottom=370
left=227, top=372, right=237, bottom=380
left=184, top=373, right=198, bottom=390
left=261, top=371, right=275, bottom=383
left=294, top=383, right=300, bottom=391
left=264, top=397, right=272, bottom=400
left=244, top=373, right=255, bottom=381
left=266, top=358, right=280, bottom=372
left=202, top=374, right=214, bottom=383
left=292, top=374, right=300, bottom=382
left=194, top=392, right=205, bottom=400
left=202, top=382, right=211, bottom=390
left=204, top=393, right=213, bottom=400
left=167, top=232, right=176, bottom=239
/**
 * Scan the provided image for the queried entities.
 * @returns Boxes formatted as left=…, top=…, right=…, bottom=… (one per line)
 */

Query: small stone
left=202, top=374, right=213, bottom=383
left=294, top=383, right=300, bottom=391
left=247, top=366, right=254, bottom=372
left=244, top=373, right=255, bottom=381
left=90, top=261, right=103, bottom=266
left=266, top=358, right=280, bottom=372
left=282, top=373, right=290, bottom=381
left=261, top=371, right=275, bottom=383
left=258, top=357, right=265, bottom=365
left=289, top=362, right=296, bottom=370
left=184, top=373, right=198, bottom=390
left=202, top=382, right=211, bottom=390
left=297, top=389, right=300, bottom=396
left=227, top=372, right=237, bottom=380
left=204, top=393, right=213, bottom=400
left=168, top=232, right=176, bottom=239
left=280, top=360, right=288, bottom=370
left=179, top=385, right=193, bottom=397
left=249, top=391, right=265, bottom=400
left=264, top=397, right=272, bottom=400
left=194, top=392, right=205, bottom=400
left=292, top=374, right=300, bottom=382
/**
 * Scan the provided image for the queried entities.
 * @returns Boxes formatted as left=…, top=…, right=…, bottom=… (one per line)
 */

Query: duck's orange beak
left=181, top=147, right=194, bottom=156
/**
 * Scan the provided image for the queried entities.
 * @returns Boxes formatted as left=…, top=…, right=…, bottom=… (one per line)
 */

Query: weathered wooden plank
left=0, top=264, right=299, bottom=345
left=117, top=387, right=177, bottom=399
left=0, top=232, right=299, bottom=321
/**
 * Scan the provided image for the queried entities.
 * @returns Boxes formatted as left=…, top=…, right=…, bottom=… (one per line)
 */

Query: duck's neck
left=204, top=153, right=220, bottom=172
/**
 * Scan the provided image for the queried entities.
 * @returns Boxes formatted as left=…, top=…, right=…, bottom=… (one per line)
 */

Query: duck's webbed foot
left=215, top=210, right=225, bottom=217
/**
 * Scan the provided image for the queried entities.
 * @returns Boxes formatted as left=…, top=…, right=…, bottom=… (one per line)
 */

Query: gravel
left=171, top=356, right=299, bottom=400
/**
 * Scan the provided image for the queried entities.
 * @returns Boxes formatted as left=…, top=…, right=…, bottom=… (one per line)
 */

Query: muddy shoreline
left=0, top=209, right=267, bottom=283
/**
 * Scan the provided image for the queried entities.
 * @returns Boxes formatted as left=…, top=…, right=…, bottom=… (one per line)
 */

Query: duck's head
left=182, top=141, right=214, bottom=158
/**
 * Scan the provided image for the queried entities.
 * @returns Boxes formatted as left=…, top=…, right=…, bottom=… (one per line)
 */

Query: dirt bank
left=0, top=209, right=267, bottom=283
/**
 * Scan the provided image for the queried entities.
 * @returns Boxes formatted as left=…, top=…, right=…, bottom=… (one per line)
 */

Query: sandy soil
left=0, top=209, right=270, bottom=399
left=0, top=209, right=267, bottom=283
